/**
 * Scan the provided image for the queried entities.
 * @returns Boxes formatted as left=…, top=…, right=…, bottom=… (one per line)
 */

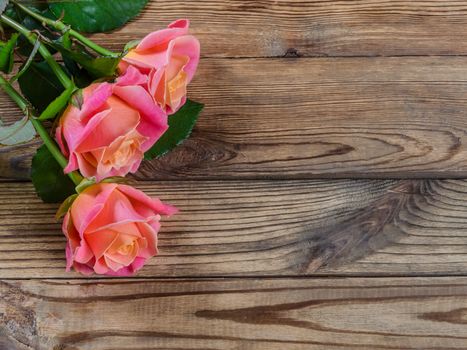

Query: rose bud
left=56, top=67, right=168, bottom=181
left=62, top=183, right=177, bottom=276
left=120, top=19, right=200, bottom=115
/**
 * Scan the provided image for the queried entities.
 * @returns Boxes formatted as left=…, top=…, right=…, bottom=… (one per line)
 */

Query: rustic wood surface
left=90, top=0, right=467, bottom=58
left=2, top=277, right=467, bottom=350
left=5, top=57, right=467, bottom=179
left=1, top=0, right=467, bottom=349
left=1, top=179, right=467, bottom=278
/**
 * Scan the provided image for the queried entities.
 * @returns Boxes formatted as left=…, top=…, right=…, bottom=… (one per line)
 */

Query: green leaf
left=31, top=144, right=76, bottom=203
left=4, top=4, right=18, bottom=20
left=9, top=36, right=41, bottom=83
left=84, top=56, right=120, bottom=77
left=0, top=117, right=36, bottom=146
left=145, top=99, right=204, bottom=160
left=38, top=83, right=76, bottom=120
left=50, top=40, right=120, bottom=78
left=48, top=0, right=149, bottom=33
left=55, top=193, right=78, bottom=220
left=75, top=177, right=95, bottom=194
left=18, top=60, right=65, bottom=112
left=124, top=39, right=140, bottom=52
left=55, top=42, right=94, bottom=88
left=0, top=33, right=18, bottom=73
left=101, top=176, right=131, bottom=185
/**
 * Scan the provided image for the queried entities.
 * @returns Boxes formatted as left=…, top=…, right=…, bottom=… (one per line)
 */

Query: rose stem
left=0, top=75, right=83, bottom=186
left=0, top=14, right=73, bottom=90
left=11, top=1, right=118, bottom=58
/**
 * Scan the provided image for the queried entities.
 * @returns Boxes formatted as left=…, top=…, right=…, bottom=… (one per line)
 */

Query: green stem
left=69, top=29, right=117, bottom=57
left=11, top=1, right=118, bottom=57
left=0, top=75, right=83, bottom=186
left=0, top=14, right=73, bottom=89
left=30, top=119, right=84, bottom=187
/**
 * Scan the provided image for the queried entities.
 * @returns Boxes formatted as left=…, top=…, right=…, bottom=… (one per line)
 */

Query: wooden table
left=1, top=1, right=467, bottom=349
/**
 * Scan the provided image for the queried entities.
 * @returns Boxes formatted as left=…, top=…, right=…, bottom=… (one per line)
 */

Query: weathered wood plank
left=2, top=57, right=467, bottom=180
left=91, top=0, right=467, bottom=58
left=141, top=57, right=467, bottom=179
left=0, top=140, right=39, bottom=180
left=0, top=179, right=466, bottom=278
left=1, top=277, right=467, bottom=349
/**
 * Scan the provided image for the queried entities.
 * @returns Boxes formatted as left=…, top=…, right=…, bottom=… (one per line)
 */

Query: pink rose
left=120, top=19, right=200, bottom=114
left=56, top=67, right=167, bottom=181
left=63, top=183, right=177, bottom=276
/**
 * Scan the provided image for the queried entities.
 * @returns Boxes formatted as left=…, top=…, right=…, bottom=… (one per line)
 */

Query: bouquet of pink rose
left=0, top=1, right=202, bottom=276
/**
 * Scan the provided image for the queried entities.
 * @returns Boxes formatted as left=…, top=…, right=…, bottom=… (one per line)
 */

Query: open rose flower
left=56, top=67, right=168, bottom=181
left=63, top=183, right=177, bottom=276
left=119, top=19, right=200, bottom=114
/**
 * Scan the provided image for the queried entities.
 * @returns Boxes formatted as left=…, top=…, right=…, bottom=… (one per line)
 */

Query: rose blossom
left=63, top=183, right=177, bottom=276
left=119, top=19, right=200, bottom=115
left=56, top=67, right=168, bottom=181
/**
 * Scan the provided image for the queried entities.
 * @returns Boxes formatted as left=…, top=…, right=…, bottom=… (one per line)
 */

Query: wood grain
left=2, top=57, right=467, bottom=180
left=0, top=179, right=466, bottom=278
left=90, top=0, right=467, bottom=58
left=141, top=57, right=467, bottom=179
left=1, top=277, right=467, bottom=349
left=1, top=0, right=467, bottom=346
left=0, top=139, right=40, bottom=180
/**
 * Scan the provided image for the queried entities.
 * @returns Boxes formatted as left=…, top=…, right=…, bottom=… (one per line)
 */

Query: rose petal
left=113, top=85, right=168, bottom=150
left=106, top=234, right=139, bottom=266
left=85, top=229, right=119, bottom=259
left=94, top=257, right=110, bottom=275
left=169, top=35, right=200, bottom=83
left=63, top=152, right=79, bottom=174
left=72, top=261, right=95, bottom=276
left=104, top=255, right=124, bottom=272
left=55, top=123, right=68, bottom=157
left=75, top=99, right=140, bottom=153
left=65, top=244, right=74, bottom=272
left=135, top=19, right=189, bottom=52
left=71, top=183, right=119, bottom=234
left=80, top=83, right=113, bottom=121
left=118, top=184, right=179, bottom=217
left=117, top=65, right=148, bottom=86
left=137, top=222, right=158, bottom=258
left=107, top=257, right=147, bottom=276
left=74, top=240, right=94, bottom=264
left=85, top=189, right=148, bottom=233
left=93, top=129, right=146, bottom=182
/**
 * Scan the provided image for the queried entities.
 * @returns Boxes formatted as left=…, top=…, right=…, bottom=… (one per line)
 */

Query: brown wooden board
left=0, top=180, right=466, bottom=278
left=1, top=1, right=467, bottom=347
left=3, top=57, right=467, bottom=180
left=91, top=0, right=467, bottom=58
left=1, top=277, right=467, bottom=349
